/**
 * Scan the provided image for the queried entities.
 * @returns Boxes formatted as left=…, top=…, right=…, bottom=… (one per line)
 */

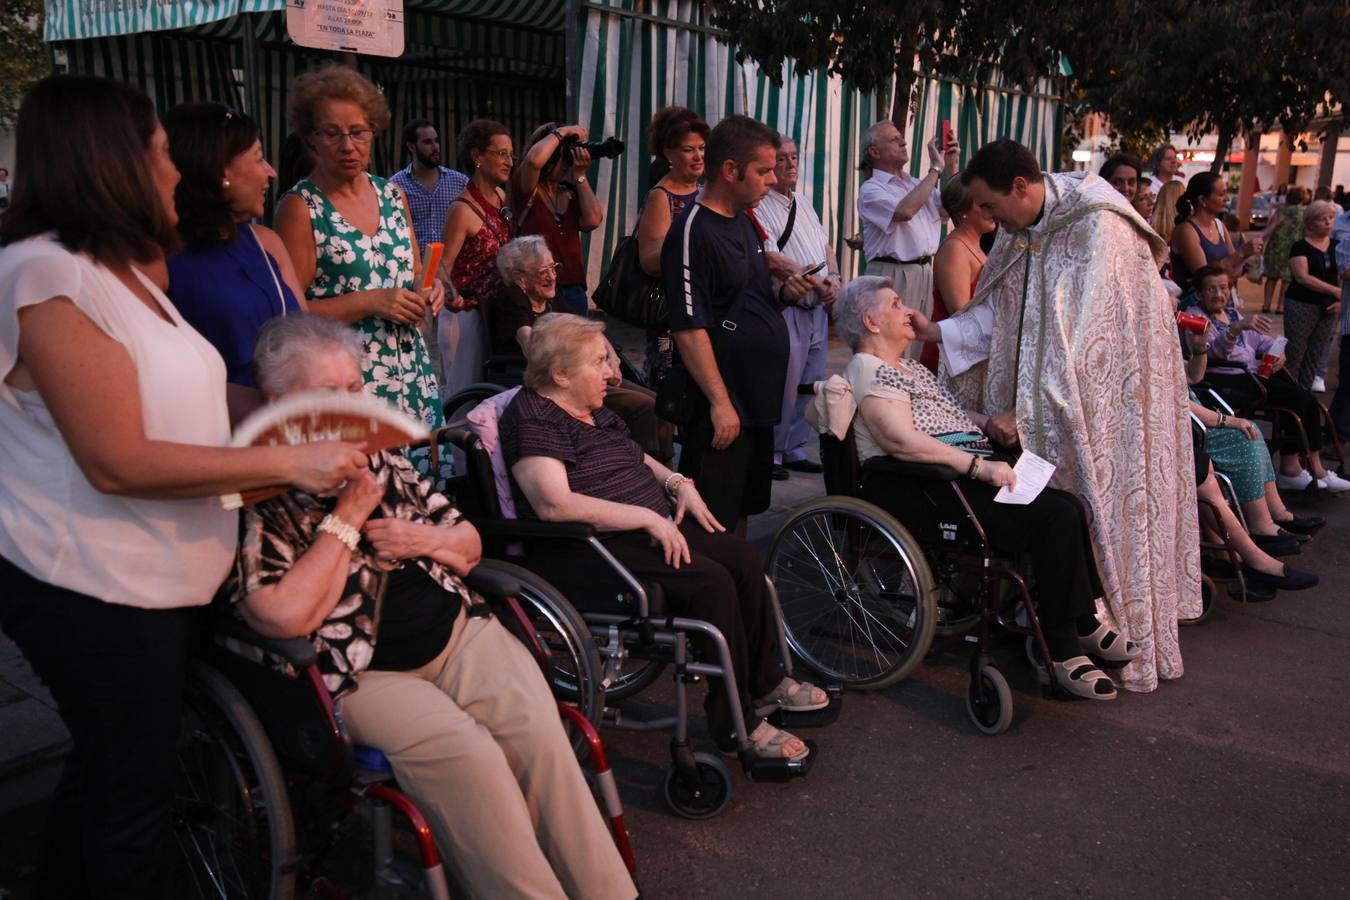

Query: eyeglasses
left=482, top=148, right=515, bottom=161
left=535, top=262, right=560, bottom=279
left=312, top=127, right=374, bottom=146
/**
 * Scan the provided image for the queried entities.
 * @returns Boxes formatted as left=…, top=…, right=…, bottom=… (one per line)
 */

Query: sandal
left=1078, top=620, right=1141, bottom=668
left=754, top=677, right=829, bottom=718
left=722, top=720, right=810, bottom=762
left=1043, top=656, right=1117, bottom=701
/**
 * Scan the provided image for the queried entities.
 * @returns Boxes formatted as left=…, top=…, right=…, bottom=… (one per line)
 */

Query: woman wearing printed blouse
left=235, top=314, right=635, bottom=900
left=275, top=65, right=448, bottom=480
left=835, top=276, right=1136, bottom=700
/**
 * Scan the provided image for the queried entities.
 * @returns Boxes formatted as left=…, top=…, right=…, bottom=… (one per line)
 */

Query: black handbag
left=592, top=233, right=668, bottom=330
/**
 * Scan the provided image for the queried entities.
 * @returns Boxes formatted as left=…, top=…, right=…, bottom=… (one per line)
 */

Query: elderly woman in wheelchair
left=499, top=313, right=828, bottom=761
left=833, top=276, right=1138, bottom=701
left=232, top=314, right=636, bottom=900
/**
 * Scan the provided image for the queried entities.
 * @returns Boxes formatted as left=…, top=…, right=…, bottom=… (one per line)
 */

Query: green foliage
left=0, top=0, right=47, bottom=128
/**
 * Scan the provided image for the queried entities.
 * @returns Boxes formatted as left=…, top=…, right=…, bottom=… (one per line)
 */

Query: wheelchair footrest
left=741, top=740, right=816, bottom=782
left=766, top=691, right=842, bottom=729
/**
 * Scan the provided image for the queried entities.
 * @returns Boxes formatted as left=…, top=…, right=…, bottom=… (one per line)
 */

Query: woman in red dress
left=925, top=176, right=997, bottom=372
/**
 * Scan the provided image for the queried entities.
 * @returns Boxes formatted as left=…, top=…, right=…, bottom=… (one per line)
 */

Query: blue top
left=389, top=164, right=469, bottom=255
left=167, top=224, right=302, bottom=387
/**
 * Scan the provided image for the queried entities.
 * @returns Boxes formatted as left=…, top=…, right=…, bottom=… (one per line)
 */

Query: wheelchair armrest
left=472, top=518, right=599, bottom=542
left=463, top=564, right=522, bottom=599
left=212, top=612, right=318, bottom=669
left=862, top=455, right=964, bottom=482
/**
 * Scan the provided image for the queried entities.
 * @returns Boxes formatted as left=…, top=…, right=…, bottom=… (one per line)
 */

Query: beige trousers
left=866, top=259, right=935, bottom=360
left=339, top=609, right=636, bottom=900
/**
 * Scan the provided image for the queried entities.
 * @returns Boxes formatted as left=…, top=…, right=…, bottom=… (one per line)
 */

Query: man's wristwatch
left=575, top=175, right=587, bottom=184
left=929, top=165, right=942, bottom=176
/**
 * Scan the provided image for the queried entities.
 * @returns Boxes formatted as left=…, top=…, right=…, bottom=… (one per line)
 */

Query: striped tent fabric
left=44, top=0, right=283, bottom=41
left=578, top=0, right=1064, bottom=282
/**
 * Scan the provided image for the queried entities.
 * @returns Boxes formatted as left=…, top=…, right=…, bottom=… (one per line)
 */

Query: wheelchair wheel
left=663, top=753, right=733, bottom=820
left=966, top=664, right=1013, bottom=736
left=170, top=661, right=296, bottom=900
left=484, top=560, right=605, bottom=752
left=767, top=496, right=938, bottom=690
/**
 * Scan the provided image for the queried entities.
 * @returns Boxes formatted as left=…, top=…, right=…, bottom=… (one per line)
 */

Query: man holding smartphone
left=755, top=134, right=842, bottom=479
left=858, top=120, right=961, bottom=359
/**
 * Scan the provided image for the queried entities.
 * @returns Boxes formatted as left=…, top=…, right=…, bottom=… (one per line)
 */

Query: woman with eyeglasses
left=439, top=118, right=514, bottom=400
left=275, top=64, right=449, bottom=480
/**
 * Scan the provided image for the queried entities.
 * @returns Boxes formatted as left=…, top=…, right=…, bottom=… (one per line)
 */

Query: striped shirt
left=755, top=188, right=831, bottom=269
left=500, top=388, right=670, bottom=518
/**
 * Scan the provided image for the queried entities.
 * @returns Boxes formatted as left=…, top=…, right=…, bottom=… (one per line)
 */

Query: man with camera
left=755, top=134, right=841, bottom=480
left=514, top=123, right=618, bottom=316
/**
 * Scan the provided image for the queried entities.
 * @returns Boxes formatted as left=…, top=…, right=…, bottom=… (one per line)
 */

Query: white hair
left=1305, top=200, right=1336, bottom=230
left=496, top=234, right=551, bottom=283
left=833, top=276, right=892, bottom=351
left=253, top=314, right=364, bottom=395
left=860, top=121, right=893, bottom=170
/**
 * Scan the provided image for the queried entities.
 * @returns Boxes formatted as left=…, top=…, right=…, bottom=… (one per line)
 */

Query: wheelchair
left=437, top=406, right=834, bottom=820
left=169, top=561, right=635, bottom=899
left=764, top=398, right=1074, bottom=736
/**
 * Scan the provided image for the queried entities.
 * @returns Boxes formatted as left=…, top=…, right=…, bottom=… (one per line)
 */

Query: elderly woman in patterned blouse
left=835, top=276, right=1137, bottom=701
left=274, top=64, right=448, bottom=482
left=233, top=314, right=635, bottom=900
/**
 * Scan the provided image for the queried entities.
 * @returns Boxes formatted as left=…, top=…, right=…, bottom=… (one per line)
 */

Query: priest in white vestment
left=917, top=139, right=1201, bottom=693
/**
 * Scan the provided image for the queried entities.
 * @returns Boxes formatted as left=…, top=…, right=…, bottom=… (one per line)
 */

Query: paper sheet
left=993, top=451, right=1056, bottom=505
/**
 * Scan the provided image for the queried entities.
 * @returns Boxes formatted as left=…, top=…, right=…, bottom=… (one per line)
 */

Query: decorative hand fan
left=222, top=390, right=431, bottom=510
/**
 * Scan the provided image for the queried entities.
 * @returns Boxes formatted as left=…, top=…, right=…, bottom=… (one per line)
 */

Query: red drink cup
left=1176, top=311, right=1208, bottom=333
left=1259, top=335, right=1287, bottom=378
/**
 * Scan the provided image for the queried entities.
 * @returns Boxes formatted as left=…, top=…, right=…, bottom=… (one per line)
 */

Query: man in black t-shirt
left=661, top=115, right=816, bottom=530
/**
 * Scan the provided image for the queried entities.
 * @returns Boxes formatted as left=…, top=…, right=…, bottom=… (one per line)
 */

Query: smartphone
left=941, top=119, right=954, bottom=153
left=802, top=260, right=828, bottom=277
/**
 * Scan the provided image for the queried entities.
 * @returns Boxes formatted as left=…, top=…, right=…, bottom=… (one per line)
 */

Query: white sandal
left=1078, top=620, right=1141, bottom=668
left=753, top=677, right=829, bottom=718
left=1043, top=655, right=1117, bottom=701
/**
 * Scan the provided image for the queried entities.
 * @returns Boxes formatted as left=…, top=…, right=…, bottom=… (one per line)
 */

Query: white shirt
left=0, top=236, right=236, bottom=609
left=857, top=168, right=943, bottom=262
left=755, top=188, right=831, bottom=269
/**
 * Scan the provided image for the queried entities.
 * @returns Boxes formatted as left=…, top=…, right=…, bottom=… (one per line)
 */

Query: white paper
left=993, top=451, right=1056, bottom=505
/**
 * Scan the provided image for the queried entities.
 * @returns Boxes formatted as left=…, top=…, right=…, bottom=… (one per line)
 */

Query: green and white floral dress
left=291, top=175, right=449, bottom=481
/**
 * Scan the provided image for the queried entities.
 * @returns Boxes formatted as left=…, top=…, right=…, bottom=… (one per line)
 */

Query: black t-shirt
left=660, top=202, right=789, bottom=427
left=489, top=285, right=566, bottom=355
left=500, top=387, right=671, bottom=519
left=368, top=561, right=460, bottom=673
left=1285, top=238, right=1341, bottom=309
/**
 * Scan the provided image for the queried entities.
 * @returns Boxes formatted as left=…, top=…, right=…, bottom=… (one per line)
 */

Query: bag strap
left=246, top=225, right=289, bottom=316
left=777, top=196, right=798, bottom=251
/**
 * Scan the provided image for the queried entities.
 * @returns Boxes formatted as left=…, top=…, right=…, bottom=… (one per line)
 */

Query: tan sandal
left=733, top=721, right=810, bottom=762
left=754, top=677, right=829, bottom=718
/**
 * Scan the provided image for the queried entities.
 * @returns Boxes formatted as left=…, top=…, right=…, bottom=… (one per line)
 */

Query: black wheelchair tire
left=766, top=496, right=938, bottom=690
left=171, top=660, right=297, bottom=900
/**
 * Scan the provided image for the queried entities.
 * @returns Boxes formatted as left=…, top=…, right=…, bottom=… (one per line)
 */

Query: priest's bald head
left=960, top=139, right=1046, bottom=231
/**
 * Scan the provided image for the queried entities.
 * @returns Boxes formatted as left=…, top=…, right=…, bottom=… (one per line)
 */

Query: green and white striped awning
left=44, top=0, right=563, bottom=41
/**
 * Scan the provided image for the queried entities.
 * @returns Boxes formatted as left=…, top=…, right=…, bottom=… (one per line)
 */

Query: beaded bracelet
left=318, top=514, right=360, bottom=552
left=664, top=473, right=690, bottom=498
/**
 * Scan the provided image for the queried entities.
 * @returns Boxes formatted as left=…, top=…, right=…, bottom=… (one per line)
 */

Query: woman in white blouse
left=0, top=76, right=365, bottom=899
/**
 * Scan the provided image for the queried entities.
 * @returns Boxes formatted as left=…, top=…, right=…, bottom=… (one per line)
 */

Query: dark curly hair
left=647, top=106, right=710, bottom=158
left=1, top=75, right=179, bottom=264
left=163, top=102, right=261, bottom=249
left=456, top=118, right=511, bottom=173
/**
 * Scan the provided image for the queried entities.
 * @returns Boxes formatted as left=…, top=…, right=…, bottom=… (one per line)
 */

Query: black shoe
left=1248, top=532, right=1301, bottom=556
left=783, top=458, right=825, bottom=474
left=771, top=463, right=790, bottom=481
left=1277, top=527, right=1311, bottom=545
left=1277, top=515, right=1326, bottom=535
left=1242, top=563, right=1319, bottom=591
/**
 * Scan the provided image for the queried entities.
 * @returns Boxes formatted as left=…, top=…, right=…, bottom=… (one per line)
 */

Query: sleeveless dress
left=448, top=184, right=511, bottom=307
left=925, top=234, right=983, bottom=373
left=289, top=175, right=448, bottom=481
left=644, top=185, right=699, bottom=384
left=1263, top=205, right=1304, bottom=282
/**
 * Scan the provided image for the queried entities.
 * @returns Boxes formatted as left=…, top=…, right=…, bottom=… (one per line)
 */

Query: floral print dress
left=291, top=175, right=449, bottom=482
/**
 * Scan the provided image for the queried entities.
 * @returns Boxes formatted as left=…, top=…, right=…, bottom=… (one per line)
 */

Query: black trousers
left=863, top=474, right=1101, bottom=631
left=1329, top=335, right=1350, bottom=441
left=602, top=524, right=783, bottom=745
left=1204, top=369, right=1324, bottom=455
left=0, top=556, right=202, bottom=900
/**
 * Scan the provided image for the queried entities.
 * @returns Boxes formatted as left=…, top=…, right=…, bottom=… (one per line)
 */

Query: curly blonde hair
left=287, top=64, right=391, bottom=136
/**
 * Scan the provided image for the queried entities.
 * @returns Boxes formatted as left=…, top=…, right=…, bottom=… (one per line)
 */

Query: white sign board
left=287, top=0, right=404, bottom=58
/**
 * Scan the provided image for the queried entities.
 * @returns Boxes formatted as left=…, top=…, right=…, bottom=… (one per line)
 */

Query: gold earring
left=223, top=179, right=231, bottom=188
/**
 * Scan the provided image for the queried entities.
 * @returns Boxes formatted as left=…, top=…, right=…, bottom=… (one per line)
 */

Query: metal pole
left=565, top=0, right=579, bottom=123
left=240, top=12, right=262, bottom=116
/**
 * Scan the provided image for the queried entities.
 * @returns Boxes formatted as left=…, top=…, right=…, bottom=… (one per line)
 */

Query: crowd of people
left=0, top=65, right=1346, bottom=899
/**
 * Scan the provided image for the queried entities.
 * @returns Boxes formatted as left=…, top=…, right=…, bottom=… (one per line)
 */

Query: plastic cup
left=1259, top=335, right=1288, bottom=378
left=1176, top=311, right=1208, bottom=333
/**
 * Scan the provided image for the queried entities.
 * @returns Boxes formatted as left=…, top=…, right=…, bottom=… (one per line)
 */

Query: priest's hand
left=986, top=411, right=1020, bottom=447
left=908, top=308, right=942, bottom=343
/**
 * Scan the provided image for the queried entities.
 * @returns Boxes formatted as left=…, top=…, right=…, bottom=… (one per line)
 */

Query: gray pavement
left=3, top=287, right=1349, bottom=897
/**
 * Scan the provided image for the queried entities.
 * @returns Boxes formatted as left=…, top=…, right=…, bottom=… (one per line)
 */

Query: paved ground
left=3, top=282, right=1349, bottom=897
